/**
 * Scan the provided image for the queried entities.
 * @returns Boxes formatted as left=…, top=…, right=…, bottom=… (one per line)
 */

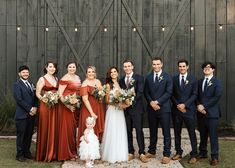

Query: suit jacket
left=197, top=76, right=222, bottom=118
left=144, top=71, right=173, bottom=113
left=119, top=73, right=144, bottom=115
left=171, top=74, right=198, bottom=118
left=13, top=79, right=37, bottom=120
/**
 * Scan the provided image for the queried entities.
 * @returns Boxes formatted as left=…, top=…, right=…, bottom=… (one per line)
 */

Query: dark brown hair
left=105, top=66, right=118, bottom=90
left=43, top=61, right=58, bottom=75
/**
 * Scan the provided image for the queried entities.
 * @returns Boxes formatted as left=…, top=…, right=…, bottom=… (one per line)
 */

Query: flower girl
left=79, top=117, right=100, bottom=168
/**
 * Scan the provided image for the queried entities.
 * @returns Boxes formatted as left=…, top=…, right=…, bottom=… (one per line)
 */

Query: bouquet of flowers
left=41, top=91, right=59, bottom=107
left=63, top=93, right=81, bottom=108
left=109, top=87, right=136, bottom=106
left=91, top=85, right=108, bottom=102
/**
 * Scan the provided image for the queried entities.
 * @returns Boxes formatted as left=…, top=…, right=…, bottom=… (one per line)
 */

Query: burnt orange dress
left=36, top=77, right=58, bottom=162
left=77, top=85, right=105, bottom=144
left=58, top=80, right=80, bottom=161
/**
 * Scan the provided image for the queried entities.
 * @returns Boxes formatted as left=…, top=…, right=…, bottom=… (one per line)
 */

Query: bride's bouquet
left=91, top=85, right=108, bottom=102
left=41, top=91, right=59, bottom=107
left=63, top=93, right=81, bottom=108
left=109, top=87, right=135, bottom=106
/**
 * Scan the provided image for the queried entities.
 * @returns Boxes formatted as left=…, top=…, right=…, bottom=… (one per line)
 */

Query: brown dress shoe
left=145, top=152, right=156, bottom=158
left=188, top=157, right=197, bottom=164
left=139, top=154, right=148, bottom=163
left=128, top=154, right=134, bottom=161
left=172, top=154, right=182, bottom=160
left=161, top=156, right=171, bottom=164
left=210, top=159, right=219, bottom=166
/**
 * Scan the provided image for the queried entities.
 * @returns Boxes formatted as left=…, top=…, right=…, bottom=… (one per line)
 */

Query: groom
left=119, top=59, right=148, bottom=163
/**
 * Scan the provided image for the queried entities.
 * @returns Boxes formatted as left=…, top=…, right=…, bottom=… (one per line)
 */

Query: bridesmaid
left=77, top=66, right=105, bottom=144
left=58, top=61, right=81, bottom=161
left=36, top=61, right=59, bottom=162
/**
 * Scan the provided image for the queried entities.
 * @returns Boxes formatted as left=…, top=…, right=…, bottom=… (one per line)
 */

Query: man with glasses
left=197, top=62, right=222, bottom=166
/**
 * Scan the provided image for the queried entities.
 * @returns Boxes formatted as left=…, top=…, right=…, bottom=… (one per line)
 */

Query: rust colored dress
left=36, top=77, right=58, bottom=162
left=77, top=85, right=105, bottom=144
left=58, top=80, right=81, bottom=161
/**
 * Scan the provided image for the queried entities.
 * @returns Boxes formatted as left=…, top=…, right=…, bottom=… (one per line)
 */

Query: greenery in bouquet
left=91, top=85, right=108, bottom=102
left=41, top=91, right=59, bottom=107
left=109, top=87, right=136, bottom=106
left=63, top=93, right=81, bottom=108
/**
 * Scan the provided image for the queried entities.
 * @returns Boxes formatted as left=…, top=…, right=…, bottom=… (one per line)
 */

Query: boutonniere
left=129, top=78, right=135, bottom=86
left=185, top=80, right=189, bottom=85
left=31, top=84, right=36, bottom=91
left=158, top=76, right=164, bottom=82
left=208, top=81, right=213, bottom=87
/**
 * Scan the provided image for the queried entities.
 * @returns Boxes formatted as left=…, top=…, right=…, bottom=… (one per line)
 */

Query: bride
left=101, top=67, right=129, bottom=163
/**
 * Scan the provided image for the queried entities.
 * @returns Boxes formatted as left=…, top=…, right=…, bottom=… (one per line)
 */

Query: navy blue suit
left=13, top=79, right=37, bottom=159
left=144, top=71, right=173, bottom=157
left=171, top=74, right=198, bottom=157
left=197, top=76, right=222, bottom=160
left=119, top=73, right=145, bottom=155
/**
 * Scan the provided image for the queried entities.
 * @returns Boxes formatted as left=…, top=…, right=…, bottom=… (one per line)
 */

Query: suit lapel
left=19, top=79, right=33, bottom=95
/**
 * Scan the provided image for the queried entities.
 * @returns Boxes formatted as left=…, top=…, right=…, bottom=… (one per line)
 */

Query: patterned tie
left=203, top=78, right=208, bottom=92
left=126, top=75, right=130, bottom=87
left=181, top=75, right=185, bottom=89
left=25, top=82, right=32, bottom=92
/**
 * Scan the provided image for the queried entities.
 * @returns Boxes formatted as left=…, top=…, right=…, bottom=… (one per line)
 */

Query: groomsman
left=119, top=59, right=148, bottom=163
left=13, top=65, right=37, bottom=161
left=171, top=59, right=198, bottom=164
left=144, top=57, right=173, bottom=164
left=197, top=62, right=222, bottom=166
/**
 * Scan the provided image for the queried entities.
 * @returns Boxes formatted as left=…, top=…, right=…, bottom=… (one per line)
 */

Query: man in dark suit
left=13, top=65, right=37, bottom=162
left=171, top=59, right=198, bottom=164
left=119, top=59, right=148, bottom=163
left=144, top=57, right=173, bottom=164
left=197, top=62, right=222, bottom=166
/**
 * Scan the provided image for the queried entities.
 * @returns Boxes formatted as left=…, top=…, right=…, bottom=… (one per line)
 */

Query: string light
left=45, top=27, right=49, bottom=32
left=161, top=25, right=165, bottom=32
left=219, top=24, right=223, bottom=30
left=132, top=27, right=137, bottom=32
left=74, top=27, right=78, bottom=32
left=16, top=25, right=21, bottom=31
left=190, top=26, right=194, bottom=31
left=103, top=26, right=108, bottom=32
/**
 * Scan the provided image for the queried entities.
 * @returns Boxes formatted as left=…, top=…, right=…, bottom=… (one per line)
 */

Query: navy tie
left=181, top=76, right=185, bottom=89
left=25, top=82, right=32, bottom=92
left=203, top=78, right=208, bottom=92
left=154, top=73, right=158, bottom=83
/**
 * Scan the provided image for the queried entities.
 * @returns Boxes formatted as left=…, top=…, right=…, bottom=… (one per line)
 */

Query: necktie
left=154, top=73, right=158, bottom=83
left=181, top=76, right=185, bottom=88
left=25, top=82, right=32, bottom=92
left=126, top=76, right=130, bottom=87
left=203, top=78, right=208, bottom=92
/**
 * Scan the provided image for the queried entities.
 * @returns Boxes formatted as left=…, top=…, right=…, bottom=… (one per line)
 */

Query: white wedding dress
left=101, top=88, right=128, bottom=163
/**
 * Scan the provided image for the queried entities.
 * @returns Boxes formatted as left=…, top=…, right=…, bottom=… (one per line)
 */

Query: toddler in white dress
left=79, top=116, right=100, bottom=168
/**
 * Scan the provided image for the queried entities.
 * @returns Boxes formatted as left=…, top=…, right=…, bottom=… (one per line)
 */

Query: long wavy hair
left=105, top=66, right=118, bottom=90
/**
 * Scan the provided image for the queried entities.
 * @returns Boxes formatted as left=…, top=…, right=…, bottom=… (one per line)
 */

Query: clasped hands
left=150, top=101, right=160, bottom=111
left=197, top=104, right=206, bottom=114
left=29, top=107, right=37, bottom=116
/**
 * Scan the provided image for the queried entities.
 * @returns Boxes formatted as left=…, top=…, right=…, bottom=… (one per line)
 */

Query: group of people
left=12, top=57, right=222, bottom=167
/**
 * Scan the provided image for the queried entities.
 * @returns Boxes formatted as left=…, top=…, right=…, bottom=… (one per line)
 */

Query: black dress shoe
left=24, top=154, right=34, bottom=159
left=210, top=159, right=219, bottom=166
left=16, top=156, right=26, bottom=162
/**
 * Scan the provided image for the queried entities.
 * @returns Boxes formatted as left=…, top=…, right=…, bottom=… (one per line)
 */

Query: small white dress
left=79, top=128, right=100, bottom=160
left=101, top=88, right=128, bottom=163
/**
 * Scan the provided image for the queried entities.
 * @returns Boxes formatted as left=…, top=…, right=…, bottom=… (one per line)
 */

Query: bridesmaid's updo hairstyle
left=43, top=61, right=58, bottom=75
left=66, top=61, right=78, bottom=68
left=105, top=66, right=118, bottom=90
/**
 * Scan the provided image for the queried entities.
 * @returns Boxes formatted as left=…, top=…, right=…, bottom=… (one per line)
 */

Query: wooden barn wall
left=0, top=0, right=234, bottom=123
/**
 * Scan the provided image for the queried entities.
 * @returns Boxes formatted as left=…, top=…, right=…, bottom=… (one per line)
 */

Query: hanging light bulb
left=132, top=26, right=137, bottom=32
left=190, top=26, right=194, bottom=31
left=103, top=26, right=108, bottom=32
left=74, top=27, right=78, bottom=32
left=45, top=27, right=49, bottom=32
left=17, top=25, right=21, bottom=31
left=219, top=24, right=223, bottom=30
left=161, top=25, right=165, bottom=32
